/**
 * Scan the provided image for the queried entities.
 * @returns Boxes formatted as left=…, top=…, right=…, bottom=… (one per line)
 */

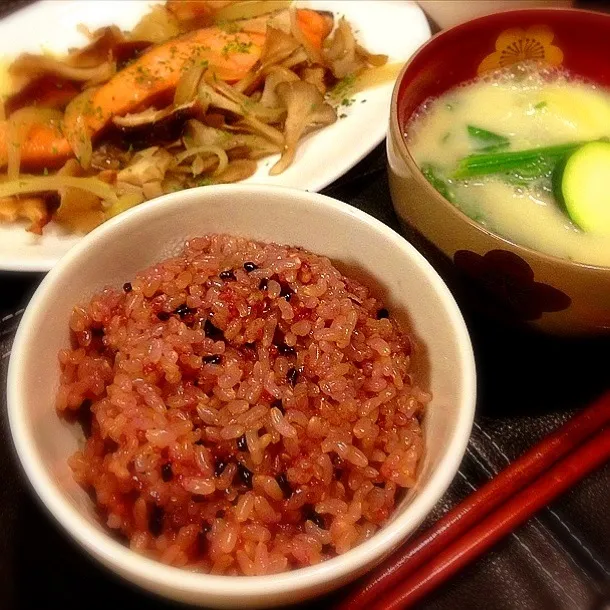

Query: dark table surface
left=1, top=2, right=610, bottom=609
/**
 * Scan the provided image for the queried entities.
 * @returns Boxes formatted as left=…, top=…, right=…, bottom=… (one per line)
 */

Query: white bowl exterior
left=8, top=185, right=475, bottom=607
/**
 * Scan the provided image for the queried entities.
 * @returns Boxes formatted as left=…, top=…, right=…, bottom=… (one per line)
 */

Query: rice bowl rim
left=7, top=184, right=476, bottom=599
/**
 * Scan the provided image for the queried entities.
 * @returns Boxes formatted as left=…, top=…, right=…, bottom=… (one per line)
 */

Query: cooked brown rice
left=56, top=234, right=430, bottom=575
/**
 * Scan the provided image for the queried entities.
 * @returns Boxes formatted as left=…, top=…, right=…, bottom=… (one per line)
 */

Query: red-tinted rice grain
left=58, top=234, right=430, bottom=575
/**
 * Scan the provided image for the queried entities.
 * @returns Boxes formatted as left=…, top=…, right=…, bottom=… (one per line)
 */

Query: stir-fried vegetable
left=0, top=0, right=396, bottom=235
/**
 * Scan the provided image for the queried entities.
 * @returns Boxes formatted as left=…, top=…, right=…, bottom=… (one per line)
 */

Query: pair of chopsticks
left=338, top=391, right=610, bottom=610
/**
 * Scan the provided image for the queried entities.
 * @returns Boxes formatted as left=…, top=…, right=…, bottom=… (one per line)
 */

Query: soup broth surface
left=407, top=64, right=610, bottom=267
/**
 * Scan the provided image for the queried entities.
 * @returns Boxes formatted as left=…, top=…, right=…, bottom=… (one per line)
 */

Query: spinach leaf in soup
left=467, top=125, right=510, bottom=153
left=421, top=164, right=455, bottom=203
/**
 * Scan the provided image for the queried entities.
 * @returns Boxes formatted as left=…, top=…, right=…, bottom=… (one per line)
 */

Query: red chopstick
left=373, top=422, right=610, bottom=610
left=338, top=391, right=610, bottom=610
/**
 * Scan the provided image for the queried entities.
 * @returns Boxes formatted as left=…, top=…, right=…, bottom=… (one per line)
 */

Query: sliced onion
left=6, top=107, right=63, bottom=180
left=215, top=1, right=291, bottom=23
left=0, top=175, right=118, bottom=203
left=173, top=145, right=228, bottom=176
left=64, top=88, right=98, bottom=169
left=105, top=192, right=145, bottom=219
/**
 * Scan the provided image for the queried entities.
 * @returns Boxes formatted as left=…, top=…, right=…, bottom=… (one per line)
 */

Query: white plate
left=0, top=0, right=430, bottom=271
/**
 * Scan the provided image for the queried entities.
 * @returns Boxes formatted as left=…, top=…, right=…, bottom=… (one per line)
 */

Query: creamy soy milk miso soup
left=406, top=62, right=610, bottom=267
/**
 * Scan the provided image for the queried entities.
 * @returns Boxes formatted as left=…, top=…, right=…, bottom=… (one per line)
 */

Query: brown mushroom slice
left=117, top=147, right=173, bottom=187
left=210, top=78, right=286, bottom=124
left=280, top=48, right=308, bottom=70
left=270, top=81, right=336, bottom=176
left=323, top=17, right=367, bottom=80
left=111, top=101, right=200, bottom=147
left=214, top=159, right=257, bottom=184
left=260, top=66, right=300, bottom=108
left=186, top=120, right=280, bottom=158
left=233, top=26, right=301, bottom=94
left=198, top=79, right=243, bottom=115
left=112, top=101, right=198, bottom=129
left=197, top=80, right=285, bottom=145
left=300, top=66, right=327, bottom=95
left=237, top=117, right=284, bottom=148
left=91, top=143, right=132, bottom=171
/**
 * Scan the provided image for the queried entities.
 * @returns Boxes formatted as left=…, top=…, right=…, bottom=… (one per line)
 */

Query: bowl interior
left=8, top=185, right=475, bottom=604
left=397, top=8, right=610, bottom=133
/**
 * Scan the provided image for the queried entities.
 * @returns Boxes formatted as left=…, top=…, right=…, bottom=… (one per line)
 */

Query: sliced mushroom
left=233, top=26, right=301, bottom=94
left=186, top=120, right=281, bottom=159
left=270, top=81, right=336, bottom=176
left=111, top=101, right=200, bottom=147
left=260, top=66, right=299, bottom=108
left=300, top=66, right=327, bottom=95
left=206, top=77, right=286, bottom=124
left=117, top=147, right=173, bottom=187
left=323, top=17, right=381, bottom=79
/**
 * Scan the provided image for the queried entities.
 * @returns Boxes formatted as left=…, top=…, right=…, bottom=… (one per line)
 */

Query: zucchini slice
left=560, top=141, right=610, bottom=235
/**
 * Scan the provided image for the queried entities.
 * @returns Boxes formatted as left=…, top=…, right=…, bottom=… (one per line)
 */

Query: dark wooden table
left=1, top=2, right=610, bottom=609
